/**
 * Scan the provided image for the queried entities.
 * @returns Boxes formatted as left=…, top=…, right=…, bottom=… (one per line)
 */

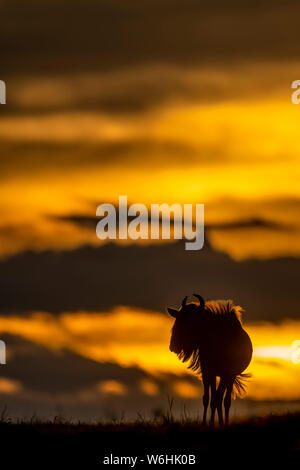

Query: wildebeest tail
left=233, top=373, right=251, bottom=398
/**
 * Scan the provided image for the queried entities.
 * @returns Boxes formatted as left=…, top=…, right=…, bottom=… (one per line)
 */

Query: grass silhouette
left=0, top=411, right=298, bottom=466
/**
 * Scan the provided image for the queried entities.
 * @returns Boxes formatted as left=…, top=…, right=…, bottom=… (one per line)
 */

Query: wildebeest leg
left=209, top=376, right=217, bottom=426
left=216, top=378, right=226, bottom=426
left=202, top=373, right=210, bottom=425
left=224, top=378, right=234, bottom=426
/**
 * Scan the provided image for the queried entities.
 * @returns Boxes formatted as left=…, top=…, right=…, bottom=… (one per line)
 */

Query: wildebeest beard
left=170, top=319, right=202, bottom=373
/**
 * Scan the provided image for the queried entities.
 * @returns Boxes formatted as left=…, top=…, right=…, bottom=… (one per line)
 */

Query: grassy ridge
left=0, top=413, right=299, bottom=466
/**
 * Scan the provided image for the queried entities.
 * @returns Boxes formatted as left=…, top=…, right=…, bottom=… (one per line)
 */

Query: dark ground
left=1, top=413, right=299, bottom=467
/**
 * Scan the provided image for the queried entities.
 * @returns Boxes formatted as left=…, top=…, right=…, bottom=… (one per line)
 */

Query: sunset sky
left=0, top=0, right=299, bottom=420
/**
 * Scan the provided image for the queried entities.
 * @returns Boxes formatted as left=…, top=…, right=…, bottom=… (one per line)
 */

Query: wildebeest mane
left=176, top=300, right=243, bottom=374
left=205, top=300, right=243, bottom=323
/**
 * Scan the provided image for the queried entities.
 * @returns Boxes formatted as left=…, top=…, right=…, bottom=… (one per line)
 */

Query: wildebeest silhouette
left=168, top=294, right=252, bottom=426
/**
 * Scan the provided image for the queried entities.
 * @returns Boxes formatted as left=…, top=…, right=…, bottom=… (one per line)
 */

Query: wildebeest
left=168, top=294, right=252, bottom=426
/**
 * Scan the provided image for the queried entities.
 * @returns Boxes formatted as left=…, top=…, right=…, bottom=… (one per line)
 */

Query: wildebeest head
left=168, top=294, right=205, bottom=355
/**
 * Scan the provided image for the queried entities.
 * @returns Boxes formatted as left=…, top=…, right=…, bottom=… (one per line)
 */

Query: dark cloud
left=2, top=0, right=300, bottom=79
left=6, top=63, right=295, bottom=116
left=208, top=218, right=293, bottom=231
left=0, top=333, right=203, bottom=421
left=0, top=239, right=299, bottom=322
left=56, top=213, right=292, bottom=232
left=0, top=139, right=198, bottom=180
left=2, top=334, right=150, bottom=394
left=253, top=358, right=285, bottom=369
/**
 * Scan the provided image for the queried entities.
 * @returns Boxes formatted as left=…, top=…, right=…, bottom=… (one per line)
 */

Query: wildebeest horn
left=193, top=294, right=205, bottom=309
left=181, top=296, right=187, bottom=307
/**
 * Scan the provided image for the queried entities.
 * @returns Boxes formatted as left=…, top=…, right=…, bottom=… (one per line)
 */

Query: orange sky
left=1, top=85, right=300, bottom=260
left=1, top=65, right=300, bottom=407
left=2, top=0, right=300, bottom=422
left=0, top=308, right=298, bottom=401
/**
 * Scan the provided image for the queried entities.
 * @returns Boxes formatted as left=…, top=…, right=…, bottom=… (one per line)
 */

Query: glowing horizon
left=0, top=308, right=298, bottom=401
